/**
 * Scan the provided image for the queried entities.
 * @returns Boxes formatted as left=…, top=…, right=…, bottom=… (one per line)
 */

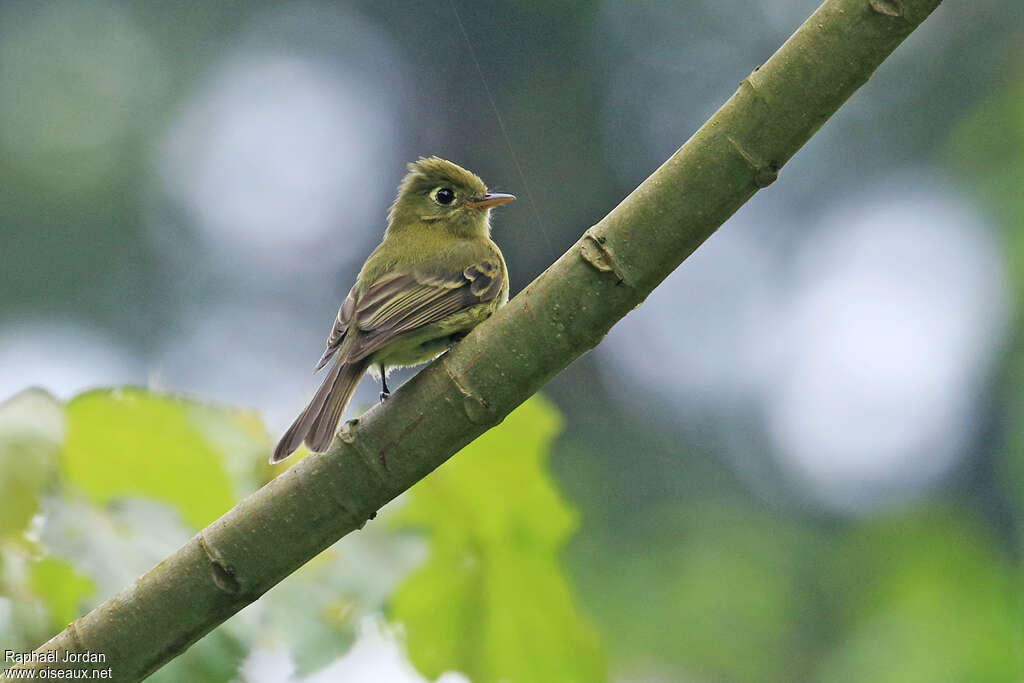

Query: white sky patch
left=151, top=300, right=380, bottom=430
left=602, top=179, right=1009, bottom=512
left=237, top=617, right=469, bottom=683
left=154, top=5, right=406, bottom=276
left=304, top=618, right=469, bottom=683
left=158, top=55, right=395, bottom=269
left=763, top=186, right=1008, bottom=510
left=600, top=210, right=783, bottom=411
left=0, top=321, right=142, bottom=402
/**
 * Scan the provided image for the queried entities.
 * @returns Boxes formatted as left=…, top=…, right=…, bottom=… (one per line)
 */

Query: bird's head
left=387, top=157, right=515, bottom=238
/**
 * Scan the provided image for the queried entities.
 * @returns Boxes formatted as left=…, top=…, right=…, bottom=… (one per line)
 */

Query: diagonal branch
left=6, top=0, right=943, bottom=679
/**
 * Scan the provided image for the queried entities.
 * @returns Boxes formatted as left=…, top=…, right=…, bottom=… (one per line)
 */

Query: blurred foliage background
left=1, top=0, right=1022, bottom=681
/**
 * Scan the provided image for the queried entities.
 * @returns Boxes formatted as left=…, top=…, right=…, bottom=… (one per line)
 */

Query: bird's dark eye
left=432, top=187, right=455, bottom=205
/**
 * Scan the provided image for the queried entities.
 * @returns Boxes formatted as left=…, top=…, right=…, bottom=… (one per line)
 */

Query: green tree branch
left=5, top=0, right=943, bottom=679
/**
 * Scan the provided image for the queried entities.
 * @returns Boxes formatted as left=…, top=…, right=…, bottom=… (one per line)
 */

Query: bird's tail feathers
left=271, top=358, right=368, bottom=463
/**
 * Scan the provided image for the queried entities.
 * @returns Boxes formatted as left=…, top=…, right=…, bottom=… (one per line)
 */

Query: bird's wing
left=314, top=289, right=357, bottom=371
left=314, top=259, right=503, bottom=371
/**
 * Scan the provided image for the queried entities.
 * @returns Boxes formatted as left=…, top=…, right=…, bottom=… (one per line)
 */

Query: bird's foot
left=445, top=331, right=469, bottom=353
left=378, top=364, right=390, bottom=403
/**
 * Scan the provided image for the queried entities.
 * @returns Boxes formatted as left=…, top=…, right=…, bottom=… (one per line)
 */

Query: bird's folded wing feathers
left=314, top=294, right=355, bottom=371
left=314, top=260, right=502, bottom=371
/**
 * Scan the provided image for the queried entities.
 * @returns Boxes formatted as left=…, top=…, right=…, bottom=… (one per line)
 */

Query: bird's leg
left=443, top=331, right=469, bottom=355
left=379, top=364, right=390, bottom=403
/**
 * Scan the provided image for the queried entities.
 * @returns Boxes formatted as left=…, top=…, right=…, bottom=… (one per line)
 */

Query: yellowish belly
left=369, top=301, right=497, bottom=371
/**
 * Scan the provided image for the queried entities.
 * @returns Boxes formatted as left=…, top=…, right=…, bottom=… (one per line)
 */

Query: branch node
left=726, top=135, right=779, bottom=187
left=333, top=504, right=377, bottom=531
left=68, top=618, right=84, bottom=652
left=444, top=362, right=495, bottom=425
left=337, top=418, right=359, bottom=444
left=580, top=231, right=628, bottom=285
left=328, top=490, right=366, bottom=529
left=339, top=418, right=402, bottom=487
left=869, top=0, right=904, bottom=17
left=739, top=70, right=768, bottom=103
left=197, top=533, right=241, bottom=595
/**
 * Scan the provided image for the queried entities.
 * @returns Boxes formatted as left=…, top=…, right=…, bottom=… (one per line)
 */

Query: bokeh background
left=2, top=0, right=1023, bottom=681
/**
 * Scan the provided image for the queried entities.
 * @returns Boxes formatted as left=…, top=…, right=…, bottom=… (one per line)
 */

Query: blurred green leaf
left=571, top=500, right=817, bottom=683
left=390, top=395, right=604, bottom=683
left=146, top=627, right=247, bottom=683
left=947, top=81, right=1024, bottom=295
left=947, top=77, right=1024, bottom=547
left=818, top=506, right=1023, bottom=682
left=28, top=556, right=93, bottom=632
left=35, top=496, right=247, bottom=682
left=186, top=402, right=277, bottom=496
left=0, top=389, right=64, bottom=539
left=62, top=388, right=236, bottom=528
left=250, top=521, right=426, bottom=676
left=1005, top=354, right=1024, bottom=525
left=38, top=497, right=194, bottom=606
left=0, top=541, right=54, bottom=652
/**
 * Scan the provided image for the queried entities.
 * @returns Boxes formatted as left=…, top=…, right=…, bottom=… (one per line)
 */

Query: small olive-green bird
left=272, top=157, right=514, bottom=463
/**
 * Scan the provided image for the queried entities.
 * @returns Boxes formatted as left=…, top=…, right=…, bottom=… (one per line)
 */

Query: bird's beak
left=464, top=192, right=516, bottom=210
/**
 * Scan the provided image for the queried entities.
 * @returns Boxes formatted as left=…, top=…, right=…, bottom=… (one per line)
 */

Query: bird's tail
left=271, top=358, right=369, bottom=463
